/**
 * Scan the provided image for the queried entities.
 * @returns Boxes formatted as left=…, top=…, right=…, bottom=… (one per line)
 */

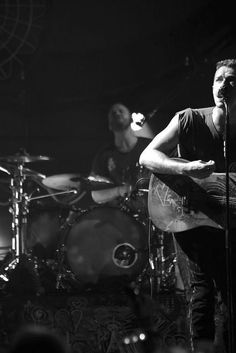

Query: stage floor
left=0, top=286, right=189, bottom=353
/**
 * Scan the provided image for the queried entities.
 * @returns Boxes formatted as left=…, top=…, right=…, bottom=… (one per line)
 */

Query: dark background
left=0, top=0, right=235, bottom=269
left=0, top=0, right=235, bottom=176
left=0, top=3, right=235, bottom=343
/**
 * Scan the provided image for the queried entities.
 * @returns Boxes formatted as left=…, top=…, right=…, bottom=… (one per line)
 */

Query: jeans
left=174, top=227, right=236, bottom=351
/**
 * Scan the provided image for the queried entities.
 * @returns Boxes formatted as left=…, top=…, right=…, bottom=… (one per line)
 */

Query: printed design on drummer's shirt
left=108, top=157, right=116, bottom=173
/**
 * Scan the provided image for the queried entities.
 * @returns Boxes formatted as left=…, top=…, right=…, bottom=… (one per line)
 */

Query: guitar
left=148, top=161, right=236, bottom=233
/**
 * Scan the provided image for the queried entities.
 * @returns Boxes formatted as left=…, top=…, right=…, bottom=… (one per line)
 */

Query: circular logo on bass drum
left=112, top=243, right=138, bottom=268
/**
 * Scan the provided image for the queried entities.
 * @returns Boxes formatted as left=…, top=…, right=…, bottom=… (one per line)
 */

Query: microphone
left=218, top=85, right=232, bottom=101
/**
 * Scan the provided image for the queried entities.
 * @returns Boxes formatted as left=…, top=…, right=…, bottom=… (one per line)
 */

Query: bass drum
left=65, top=206, right=148, bottom=288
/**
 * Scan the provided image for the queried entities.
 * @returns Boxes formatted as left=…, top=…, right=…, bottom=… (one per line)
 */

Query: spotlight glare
left=139, top=333, right=146, bottom=341
left=124, top=337, right=130, bottom=345
left=132, top=335, right=138, bottom=343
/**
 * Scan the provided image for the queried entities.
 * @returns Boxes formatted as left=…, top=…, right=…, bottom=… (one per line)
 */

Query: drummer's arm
left=91, top=185, right=131, bottom=204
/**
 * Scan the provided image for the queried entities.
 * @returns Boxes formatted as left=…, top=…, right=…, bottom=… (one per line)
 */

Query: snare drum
left=64, top=206, right=148, bottom=287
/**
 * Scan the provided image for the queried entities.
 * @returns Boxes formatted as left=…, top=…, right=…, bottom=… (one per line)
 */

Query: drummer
left=90, top=102, right=151, bottom=205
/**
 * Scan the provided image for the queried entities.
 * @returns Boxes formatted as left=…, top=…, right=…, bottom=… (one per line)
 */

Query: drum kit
left=0, top=151, right=177, bottom=296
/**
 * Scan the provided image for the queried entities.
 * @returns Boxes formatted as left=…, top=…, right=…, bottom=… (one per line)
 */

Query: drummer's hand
left=183, top=160, right=215, bottom=179
left=117, top=184, right=132, bottom=198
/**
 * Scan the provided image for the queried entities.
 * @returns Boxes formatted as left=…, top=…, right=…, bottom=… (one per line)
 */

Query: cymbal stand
left=11, top=164, right=28, bottom=258
left=0, top=163, right=31, bottom=284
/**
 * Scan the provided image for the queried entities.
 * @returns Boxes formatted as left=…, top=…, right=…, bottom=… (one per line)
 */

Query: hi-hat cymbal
left=0, top=168, right=45, bottom=184
left=0, top=162, right=45, bottom=179
left=0, top=154, right=51, bottom=164
left=0, top=165, right=11, bottom=175
left=42, top=173, right=114, bottom=191
left=23, top=168, right=46, bottom=180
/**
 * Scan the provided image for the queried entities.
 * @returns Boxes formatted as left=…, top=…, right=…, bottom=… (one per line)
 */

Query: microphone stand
left=223, top=98, right=234, bottom=353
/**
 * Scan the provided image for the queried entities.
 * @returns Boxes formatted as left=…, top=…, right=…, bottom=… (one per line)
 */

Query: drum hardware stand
left=119, top=192, right=143, bottom=220
left=127, top=217, right=155, bottom=297
left=222, top=97, right=234, bottom=353
left=55, top=206, right=84, bottom=291
left=0, top=163, right=40, bottom=292
left=144, top=219, right=177, bottom=298
left=147, top=218, right=160, bottom=298
left=27, top=189, right=79, bottom=291
left=0, top=165, right=78, bottom=293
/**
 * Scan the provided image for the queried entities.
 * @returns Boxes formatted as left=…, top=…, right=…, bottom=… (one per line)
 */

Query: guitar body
left=148, top=171, right=236, bottom=233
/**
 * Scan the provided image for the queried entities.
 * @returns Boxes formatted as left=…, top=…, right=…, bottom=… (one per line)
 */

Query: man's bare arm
left=139, top=114, right=215, bottom=178
left=91, top=184, right=131, bottom=203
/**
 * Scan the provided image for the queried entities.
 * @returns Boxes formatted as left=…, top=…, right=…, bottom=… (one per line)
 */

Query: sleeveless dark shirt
left=178, top=107, right=236, bottom=172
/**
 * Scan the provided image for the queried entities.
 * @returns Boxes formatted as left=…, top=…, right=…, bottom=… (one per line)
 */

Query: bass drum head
left=66, top=206, right=148, bottom=287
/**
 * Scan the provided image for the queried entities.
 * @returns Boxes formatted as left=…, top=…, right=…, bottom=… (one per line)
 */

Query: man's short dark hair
left=216, top=58, right=236, bottom=71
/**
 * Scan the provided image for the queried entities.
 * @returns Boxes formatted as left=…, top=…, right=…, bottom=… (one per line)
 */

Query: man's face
left=108, top=104, right=132, bottom=132
left=213, top=66, right=236, bottom=109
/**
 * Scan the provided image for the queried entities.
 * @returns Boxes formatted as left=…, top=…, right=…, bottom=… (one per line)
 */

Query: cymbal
left=0, top=165, right=11, bottom=175
left=87, top=175, right=114, bottom=189
left=0, top=154, right=51, bottom=164
left=42, top=173, right=83, bottom=191
left=23, top=168, right=46, bottom=180
left=42, top=173, right=114, bottom=191
left=0, top=168, right=45, bottom=184
left=0, top=162, right=45, bottom=179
